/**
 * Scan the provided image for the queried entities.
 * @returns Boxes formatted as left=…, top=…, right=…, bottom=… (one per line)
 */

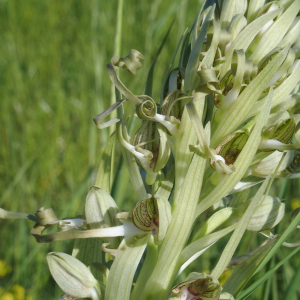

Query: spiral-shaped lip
left=136, top=95, right=157, bottom=120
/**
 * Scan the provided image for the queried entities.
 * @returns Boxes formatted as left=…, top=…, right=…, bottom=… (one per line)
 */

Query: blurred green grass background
left=0, top=0, right=201, bottom=298
left=1, top=0, right=300, bottom=299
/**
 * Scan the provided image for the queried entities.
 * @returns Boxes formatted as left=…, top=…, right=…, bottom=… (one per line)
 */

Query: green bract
left=46, top=252, right=101, bottom=300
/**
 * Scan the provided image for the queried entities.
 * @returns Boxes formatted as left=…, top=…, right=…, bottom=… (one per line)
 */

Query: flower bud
left=85, top=186, right=119, bottom=229
left=250, top=150, right=294, bottom=177
left=244, top=195, right=285, bottom=232
left=227, top=14, right=247, bottom=41
left=47, top=252, right=101, bottom=300
left=171, top=272, right=221, bottom=300
left=85, top=186, right=119, bottom=248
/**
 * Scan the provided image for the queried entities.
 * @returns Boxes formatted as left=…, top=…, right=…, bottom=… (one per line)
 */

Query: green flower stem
left=130, top=236, right=158, bottom=300
left=117, top=122, right=148, bottom=200
left=139, top=149, right=206, bottom=300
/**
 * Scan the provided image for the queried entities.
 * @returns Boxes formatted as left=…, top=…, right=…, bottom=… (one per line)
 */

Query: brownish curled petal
left=132, top=197, right=157, bottom=232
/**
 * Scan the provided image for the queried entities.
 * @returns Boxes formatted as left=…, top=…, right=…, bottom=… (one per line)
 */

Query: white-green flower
left=47, top=252, right=101, bottom=300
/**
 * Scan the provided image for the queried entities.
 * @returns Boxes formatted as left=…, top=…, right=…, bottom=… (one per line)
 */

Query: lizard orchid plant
left=3, top=0, right=300, bottom=299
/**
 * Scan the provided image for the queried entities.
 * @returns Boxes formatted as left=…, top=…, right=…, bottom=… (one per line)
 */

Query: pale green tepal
left=46, top=252, right=101, bottom=300
left=246, top=196, right=285, bottom=232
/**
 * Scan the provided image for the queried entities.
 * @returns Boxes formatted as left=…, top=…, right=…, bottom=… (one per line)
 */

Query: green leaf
left=145, top=20, right=174, bottom=98
left=154, top=164, right=175, bottom=201
left=201, top=20, right=221, bottom=68
left=192, top=207, right=237, bottom=241
left=72, top=238, right=104, bottom=284
left=219, top=0, right=247, bottom=29
left=236, top=245, right=300, bottom=300
left=179, top=224, right=237, bottom=274
left=234, top=210, right=300, bottom=299
left=172, top=93, right=206, bottom=207
left=159, top=27, right=187, bottom=104
left=118, top=122, right=148, bottom=200
left=222, top=238, right=277, bottom=296
left=130, top=237, right=158, bottom=300
left=211, top=176, right=270, bottom=279
left=184, top=5, right=214, bottom=94
left=247, top=0, right=266, bottom=22
left=105, top=235, right=150, bottom=300
left=139, top=146, right=207, bottom=300
left=156, top=197, right=172, bottom=242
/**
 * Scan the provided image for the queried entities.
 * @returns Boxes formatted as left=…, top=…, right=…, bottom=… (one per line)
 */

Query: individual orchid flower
left=31, top=193, right=171, bottom=247
left=212, top=130, right=249, bottom=167
left=117, top=119, right=172, bottom=185
left=132, top=121, right=171, bottom=185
